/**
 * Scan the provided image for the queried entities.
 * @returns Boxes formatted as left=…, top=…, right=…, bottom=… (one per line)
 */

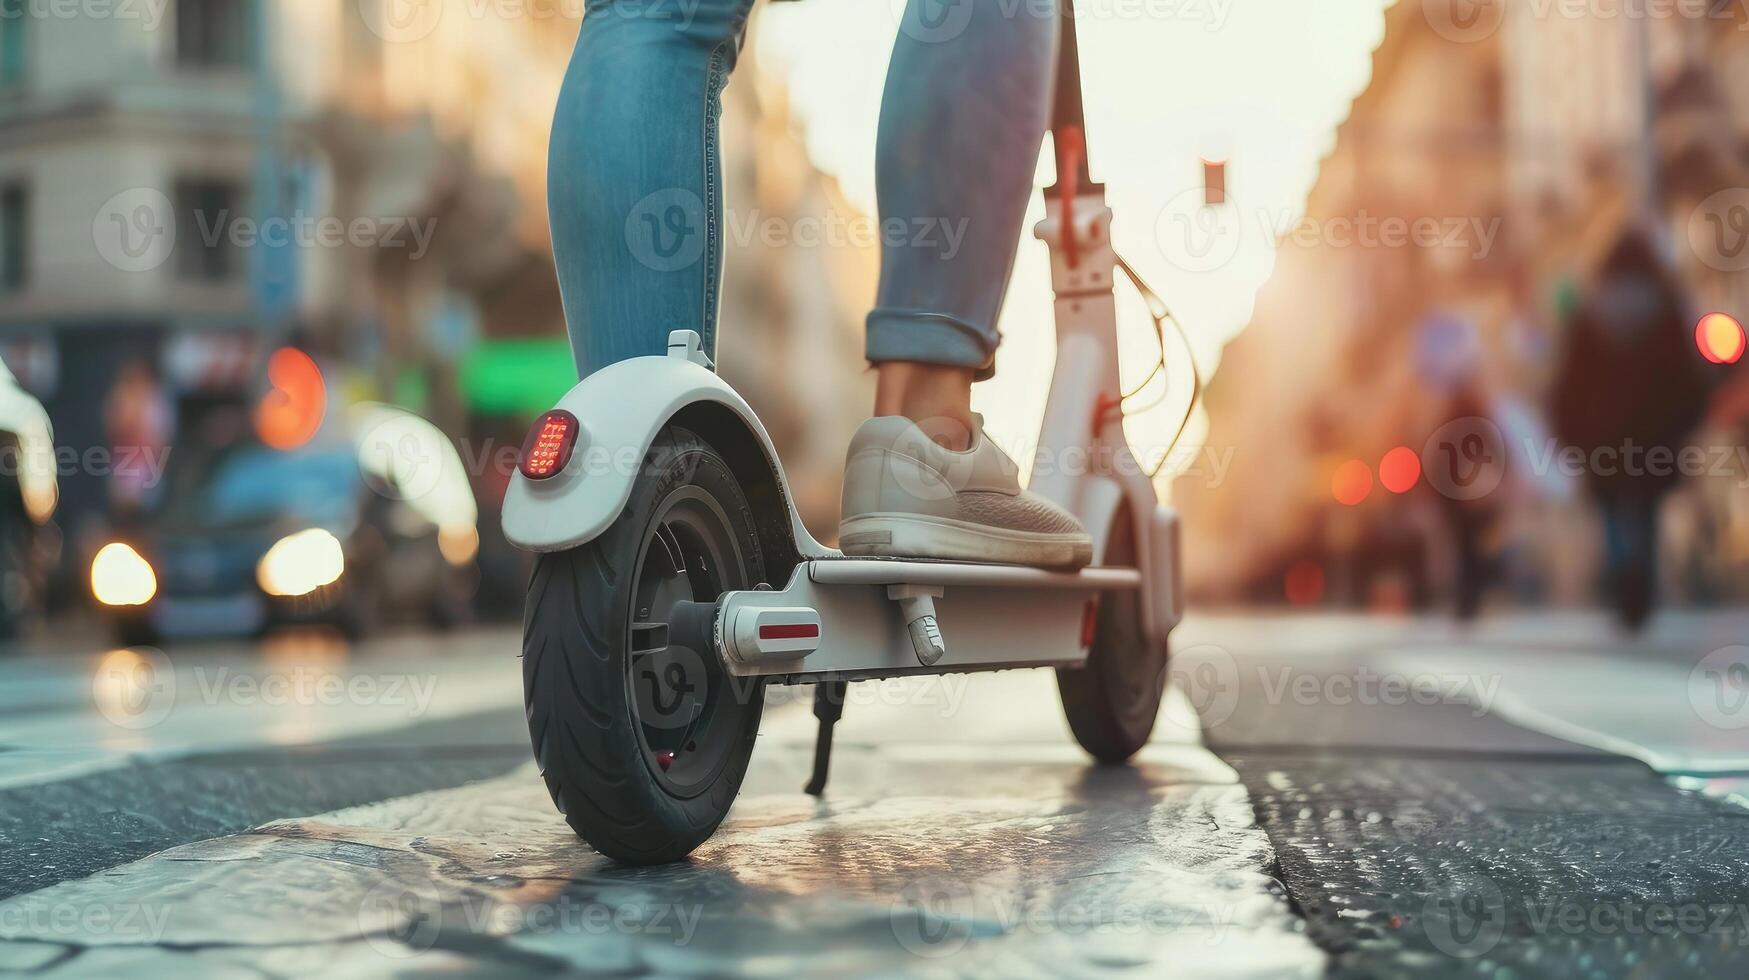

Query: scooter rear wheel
left=522, top=427, right=765, bottom=863
left=1055, top=508, right=1169, bottom=763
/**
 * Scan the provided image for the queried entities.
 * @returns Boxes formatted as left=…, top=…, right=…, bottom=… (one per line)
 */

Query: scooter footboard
left=715, top=559, right=1143, bottom=682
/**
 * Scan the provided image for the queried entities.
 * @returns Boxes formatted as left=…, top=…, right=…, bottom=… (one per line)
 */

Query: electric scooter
left=502, top=9, right=1191, bottom=864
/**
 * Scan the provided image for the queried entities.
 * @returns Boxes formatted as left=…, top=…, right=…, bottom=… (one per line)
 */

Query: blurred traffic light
left=1203, top=158, right=1227, bottom=206
left=255, top=347, right=326, bottom=450
left=1379, top=446, right=1421, bottom=494
left=1332, top=459, right=1373, bottom=506
left=1696, top=313, right=1746, bottom=365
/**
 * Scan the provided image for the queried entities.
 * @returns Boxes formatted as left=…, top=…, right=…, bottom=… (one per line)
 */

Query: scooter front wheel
left=522, top=427, right=766, bottom=864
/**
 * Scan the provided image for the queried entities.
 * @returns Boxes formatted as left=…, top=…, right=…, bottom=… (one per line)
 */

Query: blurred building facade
left=1179, top=0, right=1749, bottom=610
left=0, top=0, right=874, bottom=603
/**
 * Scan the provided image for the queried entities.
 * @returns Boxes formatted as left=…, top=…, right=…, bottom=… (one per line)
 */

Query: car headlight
left=257, top=529, right=345, bottom=597
left=437, top=524, right=478, bottom=566
left=91, top=542, right=157, bottom=607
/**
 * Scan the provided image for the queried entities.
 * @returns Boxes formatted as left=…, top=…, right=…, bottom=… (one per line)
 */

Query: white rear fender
left=501, top=334, right=826, bottom=556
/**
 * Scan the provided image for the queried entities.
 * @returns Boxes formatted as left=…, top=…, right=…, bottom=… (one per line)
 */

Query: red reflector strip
left=519, top=409, right=580, bottom=480
left=758, top=623, right=820, bottom=641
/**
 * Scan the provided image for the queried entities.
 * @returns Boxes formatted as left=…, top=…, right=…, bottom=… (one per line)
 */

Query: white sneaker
left=838, top=415, right=1093, bottom=569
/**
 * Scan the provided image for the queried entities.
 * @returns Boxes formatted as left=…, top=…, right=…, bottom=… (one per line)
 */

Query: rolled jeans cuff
left=865, top=309, right=998, bottom=381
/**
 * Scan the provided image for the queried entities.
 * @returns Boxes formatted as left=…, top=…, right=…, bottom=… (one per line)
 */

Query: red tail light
left=519, top=410, right=580, bottom=480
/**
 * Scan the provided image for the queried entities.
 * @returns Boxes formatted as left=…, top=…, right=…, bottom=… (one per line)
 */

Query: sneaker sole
left=838, top=514, right=1093, bottom=569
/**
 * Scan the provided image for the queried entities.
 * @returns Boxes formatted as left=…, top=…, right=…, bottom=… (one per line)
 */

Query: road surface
left=0, top=613, right=1745, bottom=976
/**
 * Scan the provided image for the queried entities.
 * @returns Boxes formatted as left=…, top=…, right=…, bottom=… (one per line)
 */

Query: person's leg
left=867, top=0, right=1059, bottom=449
left=840, top=1, right=1089, bottom=568
left=549, top=0, right=758, bottom=378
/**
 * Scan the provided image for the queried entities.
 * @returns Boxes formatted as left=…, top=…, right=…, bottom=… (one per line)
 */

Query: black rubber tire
left=1055, top=508, right=1169, bottom=764
left=522, top=427, right=765, bottom=864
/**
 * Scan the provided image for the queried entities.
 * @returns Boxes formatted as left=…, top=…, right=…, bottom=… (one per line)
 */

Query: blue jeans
left=549, top=0, right=1058, bottom=380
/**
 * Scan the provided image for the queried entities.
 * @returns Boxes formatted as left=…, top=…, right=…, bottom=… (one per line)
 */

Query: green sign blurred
left=461, top=339, right=577, bottom=417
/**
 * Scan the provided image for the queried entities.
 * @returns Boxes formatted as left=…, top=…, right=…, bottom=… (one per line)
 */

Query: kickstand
left=803, top=680, right=847, bottom=796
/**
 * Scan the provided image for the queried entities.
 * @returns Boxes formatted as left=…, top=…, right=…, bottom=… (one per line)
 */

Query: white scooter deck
left=715, top=556, right=1143, bottom=682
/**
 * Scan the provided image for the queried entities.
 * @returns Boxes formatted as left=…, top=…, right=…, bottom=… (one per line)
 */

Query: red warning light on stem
left=519, top=409, right=580, bottom=480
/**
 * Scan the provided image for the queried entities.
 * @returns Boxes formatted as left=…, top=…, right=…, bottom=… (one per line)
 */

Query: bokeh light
left=255, top=348, right=327, bottom=450
left=1332, top=459, right=1373, bottom=507
left=1696, top=313, right=1746, bottom=365
left=1379, top=446, right=1422, bottom=494
left=90, top=542, right=157, bottom=607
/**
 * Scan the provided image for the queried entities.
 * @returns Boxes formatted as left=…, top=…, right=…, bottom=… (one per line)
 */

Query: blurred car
left=0, top=359, right=57, bottom=639
left=92, top=403, right=479, bottom=644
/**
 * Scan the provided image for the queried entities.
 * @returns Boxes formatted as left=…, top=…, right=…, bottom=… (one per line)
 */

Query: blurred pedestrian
left=103, top=359, right=172, bottom=520
left=1549, top=231, right=1709, bottom=629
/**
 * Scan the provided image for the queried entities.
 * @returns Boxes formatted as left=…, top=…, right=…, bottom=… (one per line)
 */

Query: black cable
left=1113, top=253, right=1203, bottom=479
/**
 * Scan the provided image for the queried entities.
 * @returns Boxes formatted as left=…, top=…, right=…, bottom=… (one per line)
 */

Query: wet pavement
left=0, top=613, right=1746, bottom=976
